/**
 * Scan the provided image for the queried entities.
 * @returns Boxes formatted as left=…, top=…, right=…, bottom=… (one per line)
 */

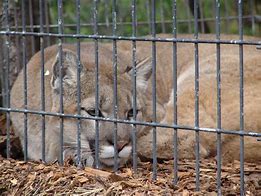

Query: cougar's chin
left=99, top=145, right=132, bottom=167
left=99, top=157, right=129, bottom=167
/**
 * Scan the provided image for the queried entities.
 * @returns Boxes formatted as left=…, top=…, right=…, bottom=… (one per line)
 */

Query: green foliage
left=48, top=0, right=260, bottom=41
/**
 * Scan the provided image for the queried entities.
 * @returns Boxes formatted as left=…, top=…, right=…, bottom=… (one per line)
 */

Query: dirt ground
left=0, top=114, right=260, bottom=195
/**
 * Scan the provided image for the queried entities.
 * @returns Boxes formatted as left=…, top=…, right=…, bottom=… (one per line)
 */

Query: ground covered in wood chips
left=0, top=158, right=260, bottom=195
left=0, top=115, right=260, bottom=195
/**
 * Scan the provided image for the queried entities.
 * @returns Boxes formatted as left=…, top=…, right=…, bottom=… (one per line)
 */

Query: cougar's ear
left=127, top=57, right=152, bottom=90
left=51, top=49, right=85, bottom=92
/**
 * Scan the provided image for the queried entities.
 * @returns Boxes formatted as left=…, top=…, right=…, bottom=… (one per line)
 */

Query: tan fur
left=118, top=34, right=260, bottom=163
left=10, top=42, right=153, bottom=167
left=11, top=34, right=261, bottom=167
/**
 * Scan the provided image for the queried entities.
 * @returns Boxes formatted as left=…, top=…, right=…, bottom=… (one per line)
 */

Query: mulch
left=0, top=114, right=260, bottom=195
left=0, top=158, right=260, bottom=195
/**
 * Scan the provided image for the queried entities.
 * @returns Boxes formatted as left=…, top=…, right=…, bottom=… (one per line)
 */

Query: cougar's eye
left=86, top=109, right=96, bottom=116
left=81, top=107, right=103, bottom=117
left=127, top=109, right=139, bottom=119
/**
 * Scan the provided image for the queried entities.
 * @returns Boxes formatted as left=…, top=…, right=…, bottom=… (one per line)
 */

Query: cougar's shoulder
left=137, top=34, right=261, bottom=163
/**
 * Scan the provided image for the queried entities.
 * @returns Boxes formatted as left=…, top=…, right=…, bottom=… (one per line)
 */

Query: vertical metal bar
left=112, top=0, right=118, bottom=172
left=238, top=1, right=245, bottom=195
left=172, top=0, right=178, bottom=185
left=93, top=0, right=100, bottom=169
left=76, top=0, right=82, bottom=167
left=160, top=0, right=166, bottom=33
left=215, top=0, right=222, bottom=195
left=3, top=0, right=11, bottom=159
left=131, top=0, right=137, bottom=173
left=28, top=0, right=35, bottom=54
left=249, top=0, right=255, bottom=34
left=57, top=0, right=64, bottom=165
left=22, top=0, right=28, bottom=161
left=39, top=0, right=46, bottom=162
left=151, top=0, right=157, bottom=181
left=193, top=0, right=200, bottom=191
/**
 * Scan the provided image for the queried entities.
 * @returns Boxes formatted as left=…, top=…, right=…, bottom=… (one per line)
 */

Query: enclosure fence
left=0, top=0, right=261, bottom=195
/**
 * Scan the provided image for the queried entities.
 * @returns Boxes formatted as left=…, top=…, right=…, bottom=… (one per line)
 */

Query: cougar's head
left=50, top=48, right=152, bottom=168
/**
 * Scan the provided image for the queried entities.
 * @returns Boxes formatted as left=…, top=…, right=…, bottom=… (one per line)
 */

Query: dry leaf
left=27, top=173, right=36, bottom=181
left=84, top=167, right=111, bottom=177
left=78, top=176, right=89, bottom=183
left=122, top=168, right=133, bottom=178
left=10, top=178, right=18, bottom=185
left=34, top=164, right=45, bottom=170
left=108, top=173, right=124, bottom=182
left=182, top=189, right=190, bottom=196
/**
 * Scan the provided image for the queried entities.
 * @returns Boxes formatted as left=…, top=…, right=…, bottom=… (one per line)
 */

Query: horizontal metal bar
left=0, top=31, right=260, bottom=45
left=1, top=107, right=260, bottom=138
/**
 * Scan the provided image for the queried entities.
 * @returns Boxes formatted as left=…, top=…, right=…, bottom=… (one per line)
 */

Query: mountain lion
left=121, top=34, right=260, bottom=163
left=10, top=34, right=261, bottom=167
left=10, top=42, right=157, bottom=168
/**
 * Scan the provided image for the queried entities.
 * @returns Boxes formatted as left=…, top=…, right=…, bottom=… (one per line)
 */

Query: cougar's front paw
left=63, top=148, right=94, bottom=167
left=199, top=143, right=210, bottom=158
left=178, top=134, right=210, bottom=159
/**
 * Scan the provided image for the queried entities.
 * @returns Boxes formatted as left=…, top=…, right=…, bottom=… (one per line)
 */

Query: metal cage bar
left=21, top=0, right=28, bottom=161
left=57, top=0, right=65, bottom=165
left=1, top=107, right=260, bottom=138
left=112, top=0, right=119, bottom=172
left=151, top=0, right=157, bottom=181
left=1, top=29, right=261, bottom=45
left=39, top=0, right=46, bottom=162
left=193, top=0, right=200, bottom=191
left=238, top=1, right=245, bottom=195
left=75, top=0, right=82, bottom=167
left=215, top=0, right=222, bottom=195
left=131, top=0, right=138, bottom=173
left=172, top=0, right=178, bottom=186
left=93, top=0, right=100, bottom=169
left=1, top=30, right=260, bottom=45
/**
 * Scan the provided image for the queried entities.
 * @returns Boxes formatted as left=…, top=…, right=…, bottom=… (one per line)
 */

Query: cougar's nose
left=108, top=138, right=129, bottom=152
left=117, top=141, right=129, bottom=152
